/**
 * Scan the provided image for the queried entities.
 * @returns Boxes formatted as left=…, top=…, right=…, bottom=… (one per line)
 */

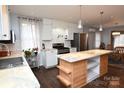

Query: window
left=19, top=19, right=40, bottom=50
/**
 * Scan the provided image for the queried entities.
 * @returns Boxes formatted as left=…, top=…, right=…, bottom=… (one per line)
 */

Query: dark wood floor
left=32, top=65, right=124, bottom=88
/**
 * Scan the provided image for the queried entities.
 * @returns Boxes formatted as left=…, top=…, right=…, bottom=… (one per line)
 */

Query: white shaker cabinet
left=41, top=19, right=53, bottom=40
left=65, top=24, right=75, bottom=40
left=65, top=29, right=73, bottom=40
left=0, top=5, right=10, bottom=40
left=42, top=24, right=52, bottom=40
left=41, top=49, right=58, bottom=69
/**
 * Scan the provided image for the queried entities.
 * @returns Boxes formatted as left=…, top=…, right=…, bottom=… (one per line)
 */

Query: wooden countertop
left=58, top=49, right=112, bottom=62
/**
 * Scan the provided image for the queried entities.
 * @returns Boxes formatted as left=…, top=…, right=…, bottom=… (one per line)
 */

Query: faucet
left=0, top=43, right=10, bottom=56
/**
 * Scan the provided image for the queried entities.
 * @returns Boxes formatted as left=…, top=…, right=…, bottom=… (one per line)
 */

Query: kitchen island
left=57, top=49, right=112, bottom=88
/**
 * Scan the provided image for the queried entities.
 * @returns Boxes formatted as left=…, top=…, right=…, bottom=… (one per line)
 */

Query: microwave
left=0, top=30, right=16, bottom=44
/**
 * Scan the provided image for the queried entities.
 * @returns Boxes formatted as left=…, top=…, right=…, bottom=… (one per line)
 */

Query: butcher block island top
left=58, top=49, right=112, bottom=62
left=57, top=49, right=112, bottom=88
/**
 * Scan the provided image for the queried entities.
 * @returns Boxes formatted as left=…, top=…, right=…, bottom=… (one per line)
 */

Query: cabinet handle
left=3, top=34, right=7, bottom=37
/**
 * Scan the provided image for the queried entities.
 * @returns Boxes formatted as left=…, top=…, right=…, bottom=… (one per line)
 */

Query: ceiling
left=9, top=5, right=124, bottom=28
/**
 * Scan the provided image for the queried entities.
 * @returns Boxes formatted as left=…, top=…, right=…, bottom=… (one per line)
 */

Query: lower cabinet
left=57, top=54, right=108, bottom=88
left=57, top=59, right=87, bottom=88
left=100, top=55, right=108, bottom=76
left=41, top=49, right=58, bottom=69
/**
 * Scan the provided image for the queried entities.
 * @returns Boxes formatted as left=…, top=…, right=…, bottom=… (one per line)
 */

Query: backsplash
left=6, top=40, right=22, bottom=51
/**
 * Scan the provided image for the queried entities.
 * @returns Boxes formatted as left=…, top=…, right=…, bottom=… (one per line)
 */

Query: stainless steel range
left=53, top=43, right=70, bottom=54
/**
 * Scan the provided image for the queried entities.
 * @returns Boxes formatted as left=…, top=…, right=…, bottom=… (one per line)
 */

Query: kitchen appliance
left=0, top=30, right=16, bottom=44
left=53, top=43, right=70, bottom=54
left=41, top=49, right=58, bottom=69
left=71, top=33, right=88, bottom=51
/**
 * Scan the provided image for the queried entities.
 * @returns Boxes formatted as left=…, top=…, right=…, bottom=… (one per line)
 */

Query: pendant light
left=99, top=11, right=104, bottom=31
left=78, top=5, right=83, bottom=29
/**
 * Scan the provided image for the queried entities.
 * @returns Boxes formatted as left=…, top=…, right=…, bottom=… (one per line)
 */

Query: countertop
left=0, top=51, right=23, bottom=60
left=58, top=49, right=112, bottom=62
left=0, top=54, right=40, bottom=88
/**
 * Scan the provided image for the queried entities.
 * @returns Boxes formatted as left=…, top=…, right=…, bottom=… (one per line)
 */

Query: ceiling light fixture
left=99, top=11, right=104, bottom=31
left=78, top=5, right=83, bottom=29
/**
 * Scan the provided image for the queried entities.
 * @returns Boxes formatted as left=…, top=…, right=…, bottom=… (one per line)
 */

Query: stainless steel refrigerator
left=71, top=33, right=89, bottom=51
left=71, top=32, right=95, bottom=51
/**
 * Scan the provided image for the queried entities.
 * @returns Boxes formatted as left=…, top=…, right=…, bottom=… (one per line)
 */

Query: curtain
left=95, top=32, right=101, bottom=48
left=19, top=17, right=41, bottom=50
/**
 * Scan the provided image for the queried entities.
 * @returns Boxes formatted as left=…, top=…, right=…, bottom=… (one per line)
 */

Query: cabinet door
left=0, top=5, right=10, bottom=40
left=42, top=24, right=52, bottom=40
left=65, top=24, right=74, bottom=40
left=65, top=30, right=73, bottom=40
left=46, top=50, right=57, bottom=67
left=100, top=55, right=108, bottom=76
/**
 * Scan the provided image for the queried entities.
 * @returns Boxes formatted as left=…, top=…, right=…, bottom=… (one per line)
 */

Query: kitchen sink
left=0, top=57, right=24, bottom=69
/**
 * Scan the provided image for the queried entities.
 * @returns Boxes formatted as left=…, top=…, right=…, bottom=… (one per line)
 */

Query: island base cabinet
left=100, top=54, right=108, bottom=76
left=57, top=59, right=87, bottom=88
left=57, top=49, right=111, bottom=88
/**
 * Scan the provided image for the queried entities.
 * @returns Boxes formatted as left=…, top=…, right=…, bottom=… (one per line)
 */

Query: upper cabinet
left=53, top=21, right=74, bottom=41
left=65, top=23, right=75, bottom=40
left=41, top=18, right=76, bottom=41
left=0, top=5, right=10, bottom=40
left=41, top=19, right=53, bottom=40
left=65, top=29, right=73, bottom=40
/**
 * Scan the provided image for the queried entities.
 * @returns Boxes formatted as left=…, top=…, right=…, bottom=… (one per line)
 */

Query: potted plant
left=23, top=48, right=38, bottom=67
left=23, top=49, right=32, bottom=58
